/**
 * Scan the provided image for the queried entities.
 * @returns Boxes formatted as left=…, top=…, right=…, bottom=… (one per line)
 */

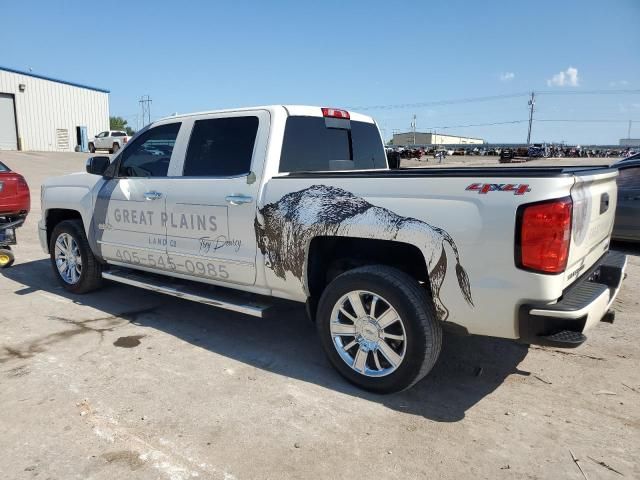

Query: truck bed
left=279, top=165, right=615, bottom=179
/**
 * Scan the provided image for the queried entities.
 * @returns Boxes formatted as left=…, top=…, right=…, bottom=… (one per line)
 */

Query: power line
left=421, top=120, right=528, bottom=130
left=349, top=92, right=529, bottom=111
left=537, top=89, right=640, bottom=96
left=350, top=89, right=640, bottom=112
left=407, top=118, right=640, bottom=132
left=536, top=118, right=640, bottom=123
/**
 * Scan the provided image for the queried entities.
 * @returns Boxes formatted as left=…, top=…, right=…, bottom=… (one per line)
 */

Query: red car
left=0, top=161, right=30, bottom=218
left=0, top=160, right=30, bottom=267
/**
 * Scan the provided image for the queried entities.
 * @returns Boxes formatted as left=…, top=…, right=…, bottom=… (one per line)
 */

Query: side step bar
left=102, top=269, right=274, bottom=318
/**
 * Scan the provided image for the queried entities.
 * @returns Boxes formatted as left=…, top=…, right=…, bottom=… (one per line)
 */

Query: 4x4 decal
left=466, top=183, right=531, bottom=195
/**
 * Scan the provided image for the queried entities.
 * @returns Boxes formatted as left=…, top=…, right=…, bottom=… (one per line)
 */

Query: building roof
left=394, top=131, right=484, bottom=141
left=0, top=65, right=110, bottom=93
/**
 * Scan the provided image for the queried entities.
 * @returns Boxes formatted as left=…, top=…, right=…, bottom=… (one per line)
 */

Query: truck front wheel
left=316, top=265, right=442, bottom=393
left=49, top=220, right=103, bottom=294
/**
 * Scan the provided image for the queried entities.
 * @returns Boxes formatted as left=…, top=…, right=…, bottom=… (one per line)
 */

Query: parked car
left=39, top=105, right=626, bottom=393
left=88, top=130, right=131, bottom=154
left=612, top=157, right=640, bottom=242
left=0, top=159, right=30, bottom=267
left=0, top=160, right=30, bottom=220
left=614, top=151, right=640, bottom=165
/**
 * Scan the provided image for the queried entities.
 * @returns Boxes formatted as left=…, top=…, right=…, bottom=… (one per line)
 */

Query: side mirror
left=86, top=156, right=111, bottom=176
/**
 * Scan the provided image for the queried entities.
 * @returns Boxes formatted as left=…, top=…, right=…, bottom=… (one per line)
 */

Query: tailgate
left=564, top=170, right=618, bottom=288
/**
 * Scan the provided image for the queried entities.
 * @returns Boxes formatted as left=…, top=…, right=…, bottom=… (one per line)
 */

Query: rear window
left=112, top=131, right=126, bottom=137
left=0, top=161, right=10, bottom=172
left=279, top=116, right=386, bottom=172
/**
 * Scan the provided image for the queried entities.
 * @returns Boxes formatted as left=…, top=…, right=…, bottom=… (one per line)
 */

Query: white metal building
left=392, top=131, right=484, bottom=146
left=0, top=66, right=109, bottom=151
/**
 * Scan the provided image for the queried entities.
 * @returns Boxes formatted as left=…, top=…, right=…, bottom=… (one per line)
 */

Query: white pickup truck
left=88, top=130, right=130, bottom=154
left=39, top=105, right=627, bottom=392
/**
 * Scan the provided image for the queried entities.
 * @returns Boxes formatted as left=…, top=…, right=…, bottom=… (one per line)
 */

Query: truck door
left=93, top=122, right=182, bottom=268
left=162, top=110, right=270, bottom=286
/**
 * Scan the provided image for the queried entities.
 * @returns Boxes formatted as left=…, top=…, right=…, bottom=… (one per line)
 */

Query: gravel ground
left=0, top=151, right=638, bottom=480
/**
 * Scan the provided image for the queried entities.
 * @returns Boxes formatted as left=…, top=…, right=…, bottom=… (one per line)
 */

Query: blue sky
left=2, top=0, right=639, bottom=144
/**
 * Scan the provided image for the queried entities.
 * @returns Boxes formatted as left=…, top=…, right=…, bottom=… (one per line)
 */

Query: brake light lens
left=517, top=197, right=572, bottom=274
left=123, top=137, right=128, bottom=143
left=16, top=174, right=29, bottom=193
left=321, top=107, right=350, bottom=119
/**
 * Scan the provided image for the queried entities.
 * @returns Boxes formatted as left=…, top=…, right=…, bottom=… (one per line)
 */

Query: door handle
left=144, top=191, right=163, bottom=201
left=225, top=194, right=253, bottom=206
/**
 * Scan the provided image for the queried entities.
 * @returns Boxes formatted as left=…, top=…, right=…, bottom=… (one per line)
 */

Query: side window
left=112, top=131, right=125, bottom=137
left=183, top=116, right=258, bottom=177
left=617, top=167, right=640, bottom=189
left=118, top=123, right=181, bottom=178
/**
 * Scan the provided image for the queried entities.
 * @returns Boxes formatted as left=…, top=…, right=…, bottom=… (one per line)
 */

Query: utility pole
left=628, top=120, right=632, bottom=139
left=139, top=95, right=152, bottom=127
left=411, top=114, right=417, bottom=145
left=526, top=91, right=535, bottom=145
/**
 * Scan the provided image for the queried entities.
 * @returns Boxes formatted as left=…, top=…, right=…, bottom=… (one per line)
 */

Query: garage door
left=0, top=93, right=18, bottom=150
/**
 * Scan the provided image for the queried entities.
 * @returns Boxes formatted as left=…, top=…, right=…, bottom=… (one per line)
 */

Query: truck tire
left=110, top=143, right=119, bottom=154
left=88, top=143, right=95, bottom=153
left=49, top=219, right=103, bottom=294
left=316, top=265, right=442, bottom=393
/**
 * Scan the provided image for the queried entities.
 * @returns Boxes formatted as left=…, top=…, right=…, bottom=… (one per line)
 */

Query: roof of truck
left=157, top=105, right=375, bottom=124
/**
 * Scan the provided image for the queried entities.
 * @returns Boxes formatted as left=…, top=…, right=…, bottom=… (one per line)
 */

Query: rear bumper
left=0, top=191, right=31, bottom=216
left=518, top=250, right=627, bottom=348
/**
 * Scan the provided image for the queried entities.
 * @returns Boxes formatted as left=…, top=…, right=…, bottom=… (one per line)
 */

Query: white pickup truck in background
left=38, top=105, right=627, bottom=393
left=88, top=130, right=130, bottom=154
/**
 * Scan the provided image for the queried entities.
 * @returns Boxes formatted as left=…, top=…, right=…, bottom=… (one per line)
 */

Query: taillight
left=123, top=137, right=128, bottom=143
left=321, top=107, right=350, bottom=119
left=516, top=197, right=572, bottom=274
left=16, top=175, right=29, bottom=192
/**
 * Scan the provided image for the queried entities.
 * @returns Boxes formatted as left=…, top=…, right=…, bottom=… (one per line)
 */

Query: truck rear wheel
left=316, top=265, right=442, bottom=393
left=49, top=220, right=103, bottom=294
left=110, top=143, right=119, bottom=154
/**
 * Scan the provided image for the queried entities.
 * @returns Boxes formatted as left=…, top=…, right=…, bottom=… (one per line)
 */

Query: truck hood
left=42, top=172, right=103, bottom=190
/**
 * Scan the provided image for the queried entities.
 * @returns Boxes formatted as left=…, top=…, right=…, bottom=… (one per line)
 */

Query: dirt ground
left=0, top=151, right=638, bottom=480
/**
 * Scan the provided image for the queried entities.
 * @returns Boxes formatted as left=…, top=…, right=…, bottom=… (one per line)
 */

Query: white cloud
left=609, top=80, right=629, bottom=87
left=547, top=67, right=579, bottom=87
left=499, top=72, right=515, bottom=82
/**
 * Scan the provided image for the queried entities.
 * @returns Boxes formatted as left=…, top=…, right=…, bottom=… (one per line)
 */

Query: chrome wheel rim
left=54, top=233, right=82, bottom=284
left=330, top=290, right=407, bottom=377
